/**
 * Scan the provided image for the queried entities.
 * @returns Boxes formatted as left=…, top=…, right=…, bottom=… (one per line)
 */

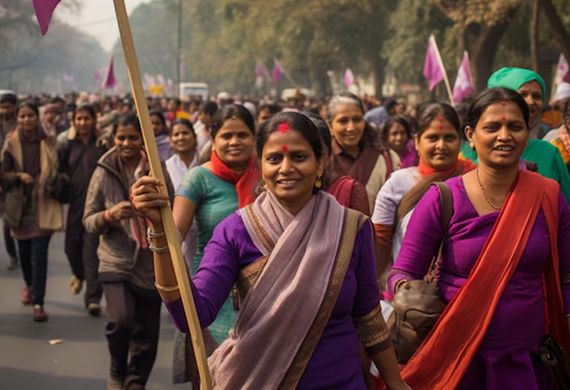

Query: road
left=0, top=231, right=187, bottom=389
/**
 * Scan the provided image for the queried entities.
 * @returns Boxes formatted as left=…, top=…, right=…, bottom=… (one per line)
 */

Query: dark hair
left=466, top=87, right=530, bottom=130
left=73, top=104, right=97, bottom=122
left=170, top=118, right=196, bottom=138
left=210, top=104, right=255, bottom=138
left=327, top=92, right=377, bottom=147
left=0, top=93, right=17, bottom=106
left=112, top=113, right=141, bottom=136
left=16, top=101, right=40, bottom=117
left=149, top=110, right=166, bottom=126
left=384, top=99, right=398, bottom=111
left=200, top=101, right=218, bottom=116
left=417, top=103, right=461, bottom=137
left=258, top=103, right=282, bottom=116
left=563, top=99, right=570, bottom=120
left=257, top=111, right=323, bottom=161
left=303, top=111, right=331, bottom=154
left=381, top=115, right=412, bottom=144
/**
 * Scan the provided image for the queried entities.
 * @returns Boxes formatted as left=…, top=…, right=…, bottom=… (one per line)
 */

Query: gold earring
left=315, top=177, right=322, bottom=189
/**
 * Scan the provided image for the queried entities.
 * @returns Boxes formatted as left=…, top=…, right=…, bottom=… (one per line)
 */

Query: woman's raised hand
left=131, top=176, right=169, bottom=226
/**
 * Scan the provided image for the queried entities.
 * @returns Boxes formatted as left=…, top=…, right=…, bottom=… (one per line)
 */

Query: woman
left=131, top=111, right=409, bottom=389
left=150, top=110, right=172, bottom=161
left=327, top=93, right=400, bottom=213
left=305, top=111, right=370, bottom=214
left=548, top=101, right=570, bottom=171
left=83, top=114, right=172, bottom=389
left=381, top=116, right=417, bottom=168
left=388, top=88, right=570, bottom=389
left=463, top=67, right=570, bottom=202
left=1, top=101, right=62, bottom=322
left=372, top=104, right=475, bottom=292
left=164, top=118, right=199, bottom=287
left=58, top=104, right=106, bottom=315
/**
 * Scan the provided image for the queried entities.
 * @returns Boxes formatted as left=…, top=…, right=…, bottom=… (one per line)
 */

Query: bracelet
left=147, top=226, right=165, bottom=239
left=149, top=243, right=169, bottom=254
left=154, top=282, right=179, bottom=293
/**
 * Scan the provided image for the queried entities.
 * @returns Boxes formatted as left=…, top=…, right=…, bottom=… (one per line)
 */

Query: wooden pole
left=111, top=1, right=213, bottom=388
left=430, top=34, right=455, bottom=106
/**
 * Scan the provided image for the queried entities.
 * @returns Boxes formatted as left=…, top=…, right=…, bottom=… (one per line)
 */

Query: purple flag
left=272, top=59, right=283, bottom=85
left=33, top=0, right=61, bottom=35
left=423, top=35, right=445, bottom=91
left=104, top=57, right=117, bottom=89
left=344, top=68, right=354, bottom=89
left=452, top=51, right=474, bottom=103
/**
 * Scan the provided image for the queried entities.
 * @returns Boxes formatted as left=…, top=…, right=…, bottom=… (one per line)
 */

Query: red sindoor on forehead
left=281, top=145, right=289, bottom=153
left=278, top=122, right=290, bottom=134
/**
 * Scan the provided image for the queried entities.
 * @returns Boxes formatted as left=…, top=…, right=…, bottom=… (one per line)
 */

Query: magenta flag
left=272, top=59, right=283, bottom=85
left=423, top=34, right=445, bottom=91
left=452, top=51, right=474, bottom=103
left=344, top=68, right=354, bottom=89
left=33, top=0, right=61, bottom=35
left=104, top=57, right=117, bottom=89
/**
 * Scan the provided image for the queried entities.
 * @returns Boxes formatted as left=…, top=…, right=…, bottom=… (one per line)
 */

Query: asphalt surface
left=0, top=230, right=187, bottom=389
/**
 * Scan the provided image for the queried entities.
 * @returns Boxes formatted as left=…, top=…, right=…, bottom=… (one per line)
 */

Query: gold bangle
left=154, top=282, right=179, bottom=293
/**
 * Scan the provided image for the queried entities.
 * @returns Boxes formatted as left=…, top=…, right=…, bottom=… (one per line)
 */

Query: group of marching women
left=2, top=65, right=570, bottom=389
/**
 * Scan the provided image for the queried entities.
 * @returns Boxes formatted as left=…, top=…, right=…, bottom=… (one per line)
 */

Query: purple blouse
left=165, top=211, right=381, bottom=389
left=389, top=175, right=570, bottom=388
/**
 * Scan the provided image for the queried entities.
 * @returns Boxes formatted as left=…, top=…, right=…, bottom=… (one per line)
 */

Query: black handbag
left=45, top=171, right=70, bottom=203
left=540, top=335, right=570, bottom=389
left=389, top=182, right=453, bottom=363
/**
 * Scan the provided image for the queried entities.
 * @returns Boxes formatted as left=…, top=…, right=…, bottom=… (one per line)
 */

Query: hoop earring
left=314, top=177, right=322, bottom=189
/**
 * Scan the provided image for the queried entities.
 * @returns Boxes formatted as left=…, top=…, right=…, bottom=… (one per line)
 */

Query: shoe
left=69, top=276, right=83, bottom=295
left=21, top=286, right=31, bottom=305
left=32, top=305, right=48, bottom=322
left=7, top=256, right=18, bottom=271
left=87, top=302, right=101, bottom=317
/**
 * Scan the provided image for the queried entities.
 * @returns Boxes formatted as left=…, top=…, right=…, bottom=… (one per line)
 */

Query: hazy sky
left=58, top=0, right=152, bottom=52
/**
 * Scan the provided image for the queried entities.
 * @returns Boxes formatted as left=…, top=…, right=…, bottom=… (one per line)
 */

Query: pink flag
left=554, top=54, right=569, bottom=85
left=423, top=35, right=445, bottom=91
left=452, top=51, right=474, bottom=103
left=272, top=59, right=283, bottom=85
left=104, top=57, right=117, bottom=89
left=344, top=68, right=354, bottom=89
left=255, top=61, right=270, bottom=80
left=33, top=0, right=61, bottom=35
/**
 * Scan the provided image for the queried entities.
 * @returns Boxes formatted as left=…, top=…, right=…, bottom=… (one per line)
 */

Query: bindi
left=281, top=145, right=289, bottom=153
left=278, top=122, right=290, bottom=134
left=501, top=116, right=507, bottom=122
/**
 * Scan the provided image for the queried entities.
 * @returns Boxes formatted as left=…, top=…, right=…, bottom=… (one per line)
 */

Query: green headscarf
left=487, top=67, right=547, bottom=98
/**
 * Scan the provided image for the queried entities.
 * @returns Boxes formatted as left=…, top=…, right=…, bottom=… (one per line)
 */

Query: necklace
left=475, top=169, right=501, bottom=210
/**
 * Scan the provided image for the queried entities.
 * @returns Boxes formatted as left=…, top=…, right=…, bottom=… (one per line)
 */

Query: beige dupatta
left=208, top=191, right=363, bottom=389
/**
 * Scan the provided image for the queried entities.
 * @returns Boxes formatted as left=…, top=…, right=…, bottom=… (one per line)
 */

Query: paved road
left=0, top=231, right=187, bottom=389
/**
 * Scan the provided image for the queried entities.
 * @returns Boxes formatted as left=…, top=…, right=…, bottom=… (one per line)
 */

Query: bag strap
left=426, top=182, right=453, bottom=281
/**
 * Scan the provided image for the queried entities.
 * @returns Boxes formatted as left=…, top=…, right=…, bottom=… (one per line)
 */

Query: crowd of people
left=1, top=65, right=570, bottom=389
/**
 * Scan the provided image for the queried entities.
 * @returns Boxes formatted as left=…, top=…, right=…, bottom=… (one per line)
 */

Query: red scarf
left=418, top=157, right=476, bottom=177
left=399, top=171, right=570, bottom=389
left=210, top=151, right=259, bottom=208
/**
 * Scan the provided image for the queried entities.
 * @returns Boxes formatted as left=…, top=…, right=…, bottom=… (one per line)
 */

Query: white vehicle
left=179, top=82, right=209, bottom=101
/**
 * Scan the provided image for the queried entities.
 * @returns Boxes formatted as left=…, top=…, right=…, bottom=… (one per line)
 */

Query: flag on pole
left=344, top=68, right=354, bottom=89
left=452, top=51, right=474, bottom=103
left=554, top=54, right=569, bottom=85
left=104, top=57, right=117, bottom=89
left=272, top=59, right=283, bottom=85
left=423, top=34, right=445, bottom=91
left=255, top=61, right=270, bottom=80
left=33, top=0, right=61, bottom=35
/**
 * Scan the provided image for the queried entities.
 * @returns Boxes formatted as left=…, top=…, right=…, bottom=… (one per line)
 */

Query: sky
left=57, top=0, right=152, bottom=52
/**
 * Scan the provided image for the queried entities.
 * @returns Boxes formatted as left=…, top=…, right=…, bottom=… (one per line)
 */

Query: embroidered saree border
left=354, top=304, right=392, bottom=355
left=245, top=205, right=275, bottom=251
left=278, top=209, right=365, bottom=389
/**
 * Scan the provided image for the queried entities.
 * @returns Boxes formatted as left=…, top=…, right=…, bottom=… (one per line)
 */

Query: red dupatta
left=417, top=157, right=476, bottom=177
left=210, top=150, right=259, bottom=208
left=400, top=170, right=570, bottom=389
